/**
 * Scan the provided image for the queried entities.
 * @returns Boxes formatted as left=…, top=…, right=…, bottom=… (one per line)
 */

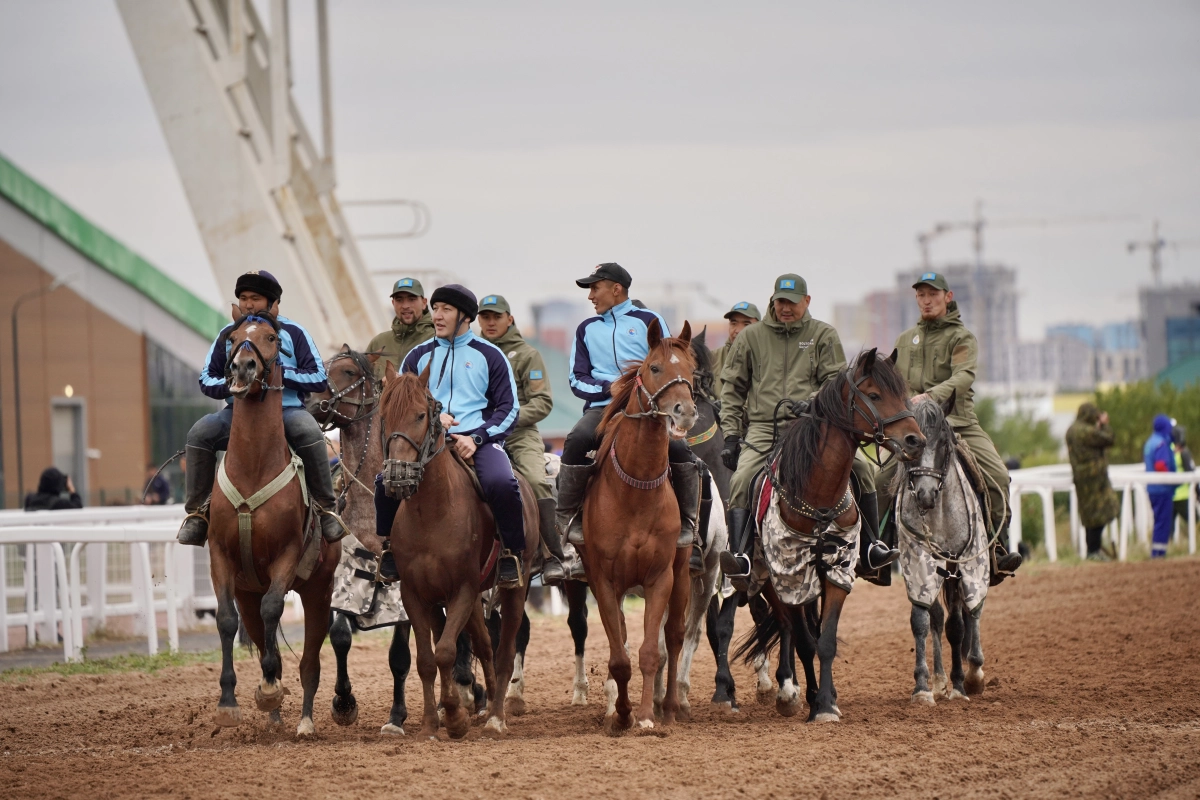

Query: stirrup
left=377, top=540, right=399, bottom=583
left=719, top=550, right=751, bottom=579
left=498, top=551, right=524, bottom=588
left=541, top=557, right=566, bottom=586
left=177, top=507, right=209, bottom=546
left=866, top=540, right=899, bottom=571
left=316, top=507, right=349, bottom=543
left=689, top=543, right=704, bottom=575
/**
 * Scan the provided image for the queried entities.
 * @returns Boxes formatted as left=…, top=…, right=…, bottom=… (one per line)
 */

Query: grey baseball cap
left=390, top=277, right=425, bottom=297
left=478, top=294, right=512, bottom=314
left=770, top=274, right=808, bottom=303
left=724, top=301, right=761, bottom=321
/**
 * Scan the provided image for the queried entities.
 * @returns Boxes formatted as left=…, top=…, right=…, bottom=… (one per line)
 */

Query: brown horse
left=583, top=319, right=697, bottom=735
left=378, top=363, right=538, bottom=739
left=208, top=310, right=339, bottom=736
left=736, top=349, right=925, bottom=722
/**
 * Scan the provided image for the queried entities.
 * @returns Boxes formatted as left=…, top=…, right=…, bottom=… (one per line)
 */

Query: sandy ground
left=2, top=558, right=1199, bottom=799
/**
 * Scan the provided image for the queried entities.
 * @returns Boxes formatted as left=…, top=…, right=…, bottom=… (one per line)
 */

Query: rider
left=375, top=284, right=527, bottom=589
left=177, top=270, right=348, bottom=546
left=880, top=272, right=1022, bottom=582
left=476, top=293, right=572, bottom=585
left=711, top=301, right=760, bottom=398
left=718, top=274, right=899, bottom=589
left=556, top=263, right=702, bottom=563
left=367, top=277, right=435, bottom=381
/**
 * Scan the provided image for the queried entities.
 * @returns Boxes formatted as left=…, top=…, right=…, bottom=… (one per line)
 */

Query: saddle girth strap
left=217, top=451, right=306, bottom=591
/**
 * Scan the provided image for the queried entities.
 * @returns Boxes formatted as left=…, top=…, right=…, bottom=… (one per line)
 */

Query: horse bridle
left=844, top=372, right=915, bottom=466
left=380, top=393, right=446, bottom=500
left=621, top=373, right=694, bottom=420
left=225, top=317, right=283, bottom=398
left=906, top=422, right=952, bottom=501
left=315, top=353, right=379, bottom=430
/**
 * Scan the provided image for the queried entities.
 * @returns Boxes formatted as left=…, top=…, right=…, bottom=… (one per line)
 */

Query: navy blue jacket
left=199, top=315, right=328, bottom=408
left=569, top=298, right=670, bottom=410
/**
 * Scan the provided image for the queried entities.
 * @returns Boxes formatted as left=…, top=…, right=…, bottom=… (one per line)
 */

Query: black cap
left=576, top=262, right=632, bottom=289
left=430, top=283, right=479, bottom=321
left=234, top=270, right=282, bottom=304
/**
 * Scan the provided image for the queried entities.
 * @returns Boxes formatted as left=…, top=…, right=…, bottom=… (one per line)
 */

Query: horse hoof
left=296, top=717, right=315, bottom=738
left=380, top=723, right=406, bottom=736
left=964, top=668, right=986, bottom=696
left=637, top=719, right=655, bottom=730
left=571, top=689, right=588, bottom=706
left=757, top=686, right=775, bottom=704
left=331, top=696, right=359, bottom=726
left=444, top=707, right=470, bottom=740
left=255, top=684, right=288, bottom=713
left=214, top=706, right=242, bottom=727
left=480, top=716, right=508, bottom=739
left=505, top=696, right=527, bottom=717
left=812, top=712, right=840, bottom=724
left=947, top=689, right=969, bottom=702
left=677, top=704, right=692, bottom=722
left=776, top=697, right=801, bottom=717
left=911, top=691, right=935, bottom=706
left=602, top=714, right=625, bottom=738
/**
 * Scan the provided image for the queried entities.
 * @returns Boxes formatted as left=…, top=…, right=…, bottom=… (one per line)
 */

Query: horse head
left=641, top=319, right=699, bottom=439
left=225, top=307, right=282, bottom=399
left=308, top=344, right=380, bottom=428
left=846, top=348, right=925, bottom=462
left=378, top=361, right=445, bottom=500
left=908, top=392, right=957, bottom=511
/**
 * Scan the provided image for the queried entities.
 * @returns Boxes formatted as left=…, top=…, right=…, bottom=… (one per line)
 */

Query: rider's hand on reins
left=440, top=412, right=458, bottom=429
left=451, top=434, right=477, bottom=460
left=721, top=435, right=740, bottom=471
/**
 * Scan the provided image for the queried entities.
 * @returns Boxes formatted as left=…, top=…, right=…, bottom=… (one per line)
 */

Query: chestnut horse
left=736, top=349, right=924, bottom=722
left=378, top=363, right=538, bottom=739
left=208, top=311, right=339, bottom=736
left=582, top=319, right=697, bottom=734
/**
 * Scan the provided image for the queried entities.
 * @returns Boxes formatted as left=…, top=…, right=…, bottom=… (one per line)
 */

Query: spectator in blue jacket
left=1144, top=413, right=1179, bottom=558
left=556, top=263, right=700, bottom=564
left=176, top=270, right=347, bottom=546
left=374, top=284, right=527, bottom=589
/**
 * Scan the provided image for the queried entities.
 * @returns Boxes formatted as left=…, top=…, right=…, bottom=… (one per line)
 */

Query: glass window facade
left=146, top=340, right=221, bottom=501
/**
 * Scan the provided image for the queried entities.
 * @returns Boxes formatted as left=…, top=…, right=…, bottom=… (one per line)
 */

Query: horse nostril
left=904, top=434, right=923, bottom=450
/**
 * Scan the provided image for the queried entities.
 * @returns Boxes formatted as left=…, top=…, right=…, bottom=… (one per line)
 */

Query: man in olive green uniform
left=718, top=274, right=898, bottom=587
left=711, top=301, right=760, bottom=398
left=367, top=277, right=435, bottom=380
left=881, top=272, right=1022, bottom=581
left=1065, top=402, right=1118, bottom=560
left=477, top=294, right=571, bottom=584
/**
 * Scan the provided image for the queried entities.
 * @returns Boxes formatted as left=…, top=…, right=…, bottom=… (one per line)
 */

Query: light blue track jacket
left=569, top=298, right=671, bottom=410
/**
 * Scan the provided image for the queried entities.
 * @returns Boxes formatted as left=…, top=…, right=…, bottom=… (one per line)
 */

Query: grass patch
left=1, top=648, right=247, bottom=682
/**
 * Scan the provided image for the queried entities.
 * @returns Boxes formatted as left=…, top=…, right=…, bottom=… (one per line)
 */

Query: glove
left=721, top=435, right=741, bottom=471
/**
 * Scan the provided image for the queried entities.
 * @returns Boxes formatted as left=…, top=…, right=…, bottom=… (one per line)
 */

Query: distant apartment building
left=1020, top=321, right=1146, bottom=390
left=1139, top=282, right=1200, bottom=374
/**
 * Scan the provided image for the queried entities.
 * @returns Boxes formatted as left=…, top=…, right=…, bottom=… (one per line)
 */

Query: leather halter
left=845, top=370, right=915, bottom=466
left=225, top=316, right=283, bottom=398
left=314, top=352, right=379, bottom=430
left=380, top=392, right=446, bottom=500
left=621, top=373, right=694, bottom=420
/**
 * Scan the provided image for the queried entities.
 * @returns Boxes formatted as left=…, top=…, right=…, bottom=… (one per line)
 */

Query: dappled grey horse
left=895, top=393, right=989, bottom=704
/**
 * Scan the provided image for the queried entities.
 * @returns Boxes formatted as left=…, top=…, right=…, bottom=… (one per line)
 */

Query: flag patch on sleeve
left=529, top=370, right=543, bottom=380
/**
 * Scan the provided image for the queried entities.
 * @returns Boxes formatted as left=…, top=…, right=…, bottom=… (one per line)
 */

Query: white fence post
left=87, top=542, right=106, bottom=630
left=0, top=545, right=8, bottom=653
left=36, top=543, right=56, bottom=644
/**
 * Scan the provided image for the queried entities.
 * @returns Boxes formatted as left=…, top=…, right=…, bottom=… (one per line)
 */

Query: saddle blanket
left=749, top=486, right=861, bottom=606
left=897, top=459, right=989, bottom=615
left=330, top=534, right=407, bottom=629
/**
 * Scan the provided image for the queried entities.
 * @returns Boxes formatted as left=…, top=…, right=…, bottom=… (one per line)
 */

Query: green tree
left=976, top=397, right=1061, bottom=468
left=1091, top=380, right=1200, bottom=464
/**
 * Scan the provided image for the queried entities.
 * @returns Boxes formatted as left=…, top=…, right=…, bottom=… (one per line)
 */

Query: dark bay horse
left=583, top=319, right=697, bottom=734
left=208, top=311, right=339, bottom=736
left=736, top=349, right=924, bottom=722
left=379, top=363, right=538, bottom=739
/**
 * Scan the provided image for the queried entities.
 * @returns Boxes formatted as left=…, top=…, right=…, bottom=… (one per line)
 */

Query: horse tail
left=733, top=607, right=783, bottom=665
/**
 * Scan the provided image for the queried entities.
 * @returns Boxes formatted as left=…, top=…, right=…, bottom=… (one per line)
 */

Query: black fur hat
left=234, top=270, right=282, bottom=304
left=430, top=283, right=478, bottom=321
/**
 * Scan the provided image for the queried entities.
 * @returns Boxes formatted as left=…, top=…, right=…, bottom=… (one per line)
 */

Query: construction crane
left=1127, top=220, right=1200, bottom=286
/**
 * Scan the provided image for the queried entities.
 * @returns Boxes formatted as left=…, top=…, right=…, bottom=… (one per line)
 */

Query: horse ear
left=366, top=351, right=382, bottom=365
left=940, top=389, right=956, bottom=419
left=230, top=303, right=241, bottom=322
left=340, top=343, right=351, bottom=354
left=888, top=348, right=899, bottom=364
left=860, top=347, right=878, bottom=374
left=679, top=320, right=692, bottom=345
left=418, top=359, right=432, bottom=388
left=384, top=359, right=398, bottom=384
left=694, top=326, right=707, bottom=347
left=647, top=318, right=663, bottom=350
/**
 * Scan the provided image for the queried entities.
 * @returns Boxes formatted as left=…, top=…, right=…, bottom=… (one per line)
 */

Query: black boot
left=497, top=550, right=523, bottom=589
left=537, top=497, right=567, bottom=586
left=177, top=445, right=215, bottom=546
left=296, top=439, right=349, bottom=543
left=856, top=491, right=897, bottom=586
left=990, top=524, right=1022, bottom=585
left=670, top=461, right=702, bottom=549
left=720, top=507, right=753, bottom=591
left=375, top=474, right=402, bottom=582
left=556, top=463, right=594, bottom=546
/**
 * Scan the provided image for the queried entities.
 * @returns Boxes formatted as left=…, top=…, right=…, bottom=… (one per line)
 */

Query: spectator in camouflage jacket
left=1066, top=402, right=1119, bottom=559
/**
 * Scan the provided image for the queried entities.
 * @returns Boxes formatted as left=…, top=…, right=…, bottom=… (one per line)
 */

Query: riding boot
left=375, top=474, right=401, bottom=582
left=720, top=507, right=754, bottom=592
left=990, top=523, right=1022, bottom=586
left=497, top=550, right=524, bottom=589
left=537, top=497, right=567, bottom=586
left=855, top=491, right=897, bottom=586
left=670, top=460, right=702, bottom=551
left=177, top=445, right=215, bottom=547
left=690, top=495, right=713, bottom=575
left=295, top=439, right=349, bottom=543
left=556, top=462, right=594, bottom=547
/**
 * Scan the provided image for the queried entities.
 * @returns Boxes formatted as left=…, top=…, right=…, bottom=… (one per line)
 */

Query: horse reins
left=380, top=393, right=446, bottom=500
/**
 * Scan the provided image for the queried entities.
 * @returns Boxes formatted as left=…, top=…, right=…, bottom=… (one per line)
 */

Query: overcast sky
left=1, top=0, right=1198, bottom=339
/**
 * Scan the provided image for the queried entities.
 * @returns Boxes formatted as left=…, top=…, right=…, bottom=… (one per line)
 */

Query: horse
left=378, top=362, right=538, bottom=738
left=306, top=346, right=419, bottom=735
left=581, top=318, right=697, bottom=734
left=895, top=392, right=989, bottom=704
left=736, top=349, right=924, bottom=722
left=208, top=310, right=339, bottom=736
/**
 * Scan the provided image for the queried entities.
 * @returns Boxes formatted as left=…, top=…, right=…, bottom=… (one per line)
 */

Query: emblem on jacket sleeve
left=530, top=370, right=543, bottom=379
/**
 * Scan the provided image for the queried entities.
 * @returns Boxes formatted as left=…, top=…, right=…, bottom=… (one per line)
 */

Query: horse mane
left=379, top=369, right=430, bottom=418
left=775, top=350, right=909, bottom=496
left=338, top=348, right=379, bottom=392
left=594, top=338, right=696, bottom=449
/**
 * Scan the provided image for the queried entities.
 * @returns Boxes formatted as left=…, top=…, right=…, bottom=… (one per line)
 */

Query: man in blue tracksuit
left=556, top=262, right=701, bottom=562
left=177, top=270, right=347, bottom=546
left=374, top=284, right=527, bottom=588
left=1144, top=413, right=1179, bottom=558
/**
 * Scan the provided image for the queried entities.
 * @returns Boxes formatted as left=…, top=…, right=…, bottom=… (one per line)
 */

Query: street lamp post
left=10, top=275, right=76, bottom=506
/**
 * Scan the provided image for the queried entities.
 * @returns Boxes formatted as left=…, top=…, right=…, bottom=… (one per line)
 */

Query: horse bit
left=224, top=316, right=284, bottom=397
left=380, top=394, right=446, bottom=500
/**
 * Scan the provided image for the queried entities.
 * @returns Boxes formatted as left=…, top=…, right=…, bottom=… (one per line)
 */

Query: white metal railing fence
left=1008, top=464, right=1197, bottom=562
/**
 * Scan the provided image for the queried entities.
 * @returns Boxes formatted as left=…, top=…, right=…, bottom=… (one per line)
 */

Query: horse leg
left=401, top=589, right=440, bottom=739
left=435, top=587, right=477, bottom=739
left=251, top=581, right=290, bottom=716
left=708, top=593, right=739, bottom=711
left=453, top=628, right=483, bottom=714
left=910, top=603, right=935, bottom=705
left=503, top=611, right=532, bottom=717
left=675, top=564, right=715, bottom=720
left=963, top=603, right=986, bottom=695
left=635, top=569, right=673, bottom=728
left=749, top=593, right=776, bottom=702
left=565, top=580, right=590, bottom=705
left=463, top=603, right=503, bottom=737
left=329, top=612, right=359, bottom=726
left=483, top=588, right=523, bottom=735
left=590, top=575, right=633, bottom=736
left=788, top=606, right=817, bottom=719
left=211, top=550, right=242, bottom=727
left=660, top=554, right=691, bottom=726
left=295, top=583, right=332, bottom=737
left=943, top=581, right=968, bottom=700
left=382, top=622, right=411, bottom=735
left=772, top=618, right=802, bottom=717
left=929, top=597, right=948, bottom=698
left=811, top=584, right=848, bottom=722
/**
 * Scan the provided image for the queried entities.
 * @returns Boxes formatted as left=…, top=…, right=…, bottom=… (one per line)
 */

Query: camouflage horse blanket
left=748, top=481, right=861, bottom=606
left=897, top=458, right=989, bottom=616
left=330, top=534, right=407, bottom=629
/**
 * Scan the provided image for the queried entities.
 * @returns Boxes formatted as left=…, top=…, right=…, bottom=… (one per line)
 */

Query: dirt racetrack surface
left=3, top=558, right=1199, bottom=799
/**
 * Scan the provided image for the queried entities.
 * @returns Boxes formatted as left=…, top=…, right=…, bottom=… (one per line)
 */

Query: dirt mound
left=3, top=559, right=1199, bottom=799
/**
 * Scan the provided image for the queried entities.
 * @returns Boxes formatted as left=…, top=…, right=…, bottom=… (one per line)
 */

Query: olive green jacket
left=711, top=338, right=734, bottom=399
left=489, top=324, right=552, bottom=430
left=367, top=311, right=435, bottom=380
left=893, top=303, right=978, bottom=428
left=719, top=307, right=846, bottom=439
left=1065, top=404, right=1119, bottom=529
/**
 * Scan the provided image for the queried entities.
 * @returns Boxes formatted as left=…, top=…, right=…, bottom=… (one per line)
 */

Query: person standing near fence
left=1143, top=414, right=1179, bottom=559
left=1171, top=423, right=1195, bottom=528
left=1065, top=402, right=1119, bottom=560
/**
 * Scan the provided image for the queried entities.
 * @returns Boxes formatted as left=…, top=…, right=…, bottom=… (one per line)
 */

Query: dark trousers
left=187, top=406, right=325, bottom=452
left=1085, top=525, right=1104, bottom=555
left=562, top=407, right=692, bottom=466
left=375, top=440, right=526, bottom=552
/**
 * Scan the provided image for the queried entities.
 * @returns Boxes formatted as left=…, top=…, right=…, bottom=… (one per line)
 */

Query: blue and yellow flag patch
left=529, top=370, right=543, bottom=380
